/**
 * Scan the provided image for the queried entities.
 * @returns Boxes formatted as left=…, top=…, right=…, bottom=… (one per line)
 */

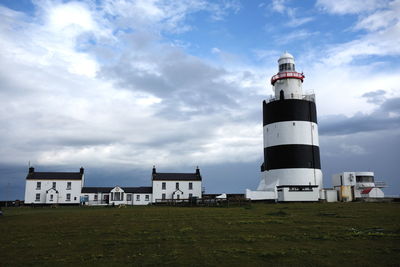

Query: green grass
left=1, top=203, right=399, bottom=266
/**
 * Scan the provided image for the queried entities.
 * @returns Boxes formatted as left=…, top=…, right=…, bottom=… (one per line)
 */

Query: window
left=52, top=182, right=56, bottom=189
left=279, top=63, right=295, bottom=72
left=162, top=182, right=166, bottom=190
left=176, top=182, right=179, bottom=189
left=162, top=193, right=166, bottom=200
left=36, top=182, right=41, bottom=190
left=67, top=182, right=71, bottom=190
left=145, top=195, right=149, bottom=201
left=177, top=194, right=180, bottom=200
left=94, top=195, right=98, bottom=201
left=66, top=194, right=71, bottom=201
left=113, top=192, right=120, bottom=201
left=127, top=194, right=132, bottom=201
left=189, top=182, right=193, bottom=190
left=189, top=193, right=193, bottom=199
left=112, top=192, right=123, bottom=201
left=356, top=176, right=374, bottom=183
left=35, top=194, right=40, bottom=201
left=136, top=195, right=140, bottom=201
left=50, top=194, right=53, bottom=201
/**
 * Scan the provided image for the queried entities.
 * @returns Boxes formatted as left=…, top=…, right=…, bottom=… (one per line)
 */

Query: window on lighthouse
left=279, top=63, right=295, bottom=71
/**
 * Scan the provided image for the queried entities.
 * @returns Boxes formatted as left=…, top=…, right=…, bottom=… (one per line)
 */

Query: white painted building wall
left=277, top=186, right=319, bottom=202
left=152, top=181, right=202, bottom=202
left=25, top=179, right=83, bottom=204
left=132, top=193, right=152, bottom=205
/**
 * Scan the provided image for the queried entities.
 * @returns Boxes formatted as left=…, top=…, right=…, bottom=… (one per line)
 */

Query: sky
left=0, top=0, right=399, bottom=200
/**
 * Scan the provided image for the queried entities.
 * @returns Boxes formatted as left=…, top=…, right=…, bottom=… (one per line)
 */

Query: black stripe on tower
left=264, top=144, right=321, bottom=170
left=263, top=99, right=317, bottom=125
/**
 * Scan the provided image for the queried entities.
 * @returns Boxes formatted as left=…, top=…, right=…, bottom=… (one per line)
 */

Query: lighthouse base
left=246, top=169, right=323, bottom=201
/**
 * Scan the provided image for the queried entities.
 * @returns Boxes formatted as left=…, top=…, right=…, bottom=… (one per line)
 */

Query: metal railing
left=374, top=181, right=387, bottom=188
left=268, top=93, right=315, bottom=103
left=271, top=71, right=304, bottom=85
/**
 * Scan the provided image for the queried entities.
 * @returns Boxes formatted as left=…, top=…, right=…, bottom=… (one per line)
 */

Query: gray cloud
left=319, top=97, right=400, bottom=135
left=99, top=40, right=243, bottom=120
left=362, top=89, right=386, bottom=104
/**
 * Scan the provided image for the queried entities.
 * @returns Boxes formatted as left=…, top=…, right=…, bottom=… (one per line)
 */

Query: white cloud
left=275, top=29, right=318, bottom=44
left=269, top=0, right=314, bottom=27
left=271, top=0, right=286, bottom=13
left=316, top=0, right=389, bottom=14
left=355, top=0, right=400, bottom=31
left=340, top=143, right=367, bottom=155
left=319, top=1, right=400, bottom=66
left=0, top=1, right=258, bottom=170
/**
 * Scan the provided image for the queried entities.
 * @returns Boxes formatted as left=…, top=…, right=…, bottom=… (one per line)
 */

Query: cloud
left=319, top=97, right=400, bottom=135
left=269, top=0, right=314, bottom=27
left=0, top=1, right=262, bottom=170
left=316, top=0, right=400, bottom=66
left=316, top=0, right=389, bottom=15
left=274, top=29, right=318, bottom=44
left=100, top=0, right=240, bottom=33
left=362, top=90, right=386, bottom=104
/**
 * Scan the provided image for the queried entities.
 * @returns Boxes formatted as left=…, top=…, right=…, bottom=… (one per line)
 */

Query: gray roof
left=26, top=172, right=83, bottom=180
left=123, top=187, right=152, bottom=193
left=81, top=187, right=113, bottom=193
left=152, top=172, right=201, bottom=181
left=81, top=186, right=152, bottom=194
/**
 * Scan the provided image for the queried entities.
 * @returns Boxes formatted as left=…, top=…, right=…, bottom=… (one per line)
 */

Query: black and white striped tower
left=257, top=52, right=323, bottom=196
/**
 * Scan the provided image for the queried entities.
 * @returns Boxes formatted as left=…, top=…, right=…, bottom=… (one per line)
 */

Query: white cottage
left=24, top=167, right=84, bottom=205
left=151, top=166, right=202, bottom=203
left=81, top=186, right=152, bottom=206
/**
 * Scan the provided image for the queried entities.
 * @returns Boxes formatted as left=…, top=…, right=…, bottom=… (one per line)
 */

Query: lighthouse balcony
left=268, top=93, right=315, bottom=103
left=271, top=71, right=304, bottom=85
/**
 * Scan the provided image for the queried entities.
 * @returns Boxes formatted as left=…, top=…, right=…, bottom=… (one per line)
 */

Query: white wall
left=132, top=193, right=152, bottom=205
left=274, top=78, right=303, bottom=99
left=152, top=180, right=202, bottom=202
left=264, top=121, right=319, bottom=147
left=245, top=189, right=276, bottom=200
left=262, top=168, right=323, bottom=188
left=25, top=179, right=82, bottom=204
left=277, top=186, right=319, bottom=202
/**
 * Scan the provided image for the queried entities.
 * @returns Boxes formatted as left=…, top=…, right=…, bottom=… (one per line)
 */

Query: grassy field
left=1, top=203, right=399, bottom=266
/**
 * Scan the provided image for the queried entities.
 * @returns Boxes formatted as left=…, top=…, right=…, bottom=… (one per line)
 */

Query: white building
left=81, top=186, right=152, bottom=205
left=24, top=167, right=84, bottom=205
left=151, top=166, right=202, bottom=203
left=25, top=166, right=203, bottom=206
left=246, top=52, right=322, bottom=202
left=332, top=172, right=386, bottom=201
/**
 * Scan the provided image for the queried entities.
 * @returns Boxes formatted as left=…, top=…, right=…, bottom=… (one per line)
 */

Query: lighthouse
left=246, top=52, right=323, bottom=201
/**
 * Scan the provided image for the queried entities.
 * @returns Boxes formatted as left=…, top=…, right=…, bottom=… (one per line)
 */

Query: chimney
left=152, top=165, right=156, bottom=174
left=80, top=167, right=84, bottom=174
left=196, top=166, right=200, bottom=175
left=29, top=167, right=35, bottom=173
